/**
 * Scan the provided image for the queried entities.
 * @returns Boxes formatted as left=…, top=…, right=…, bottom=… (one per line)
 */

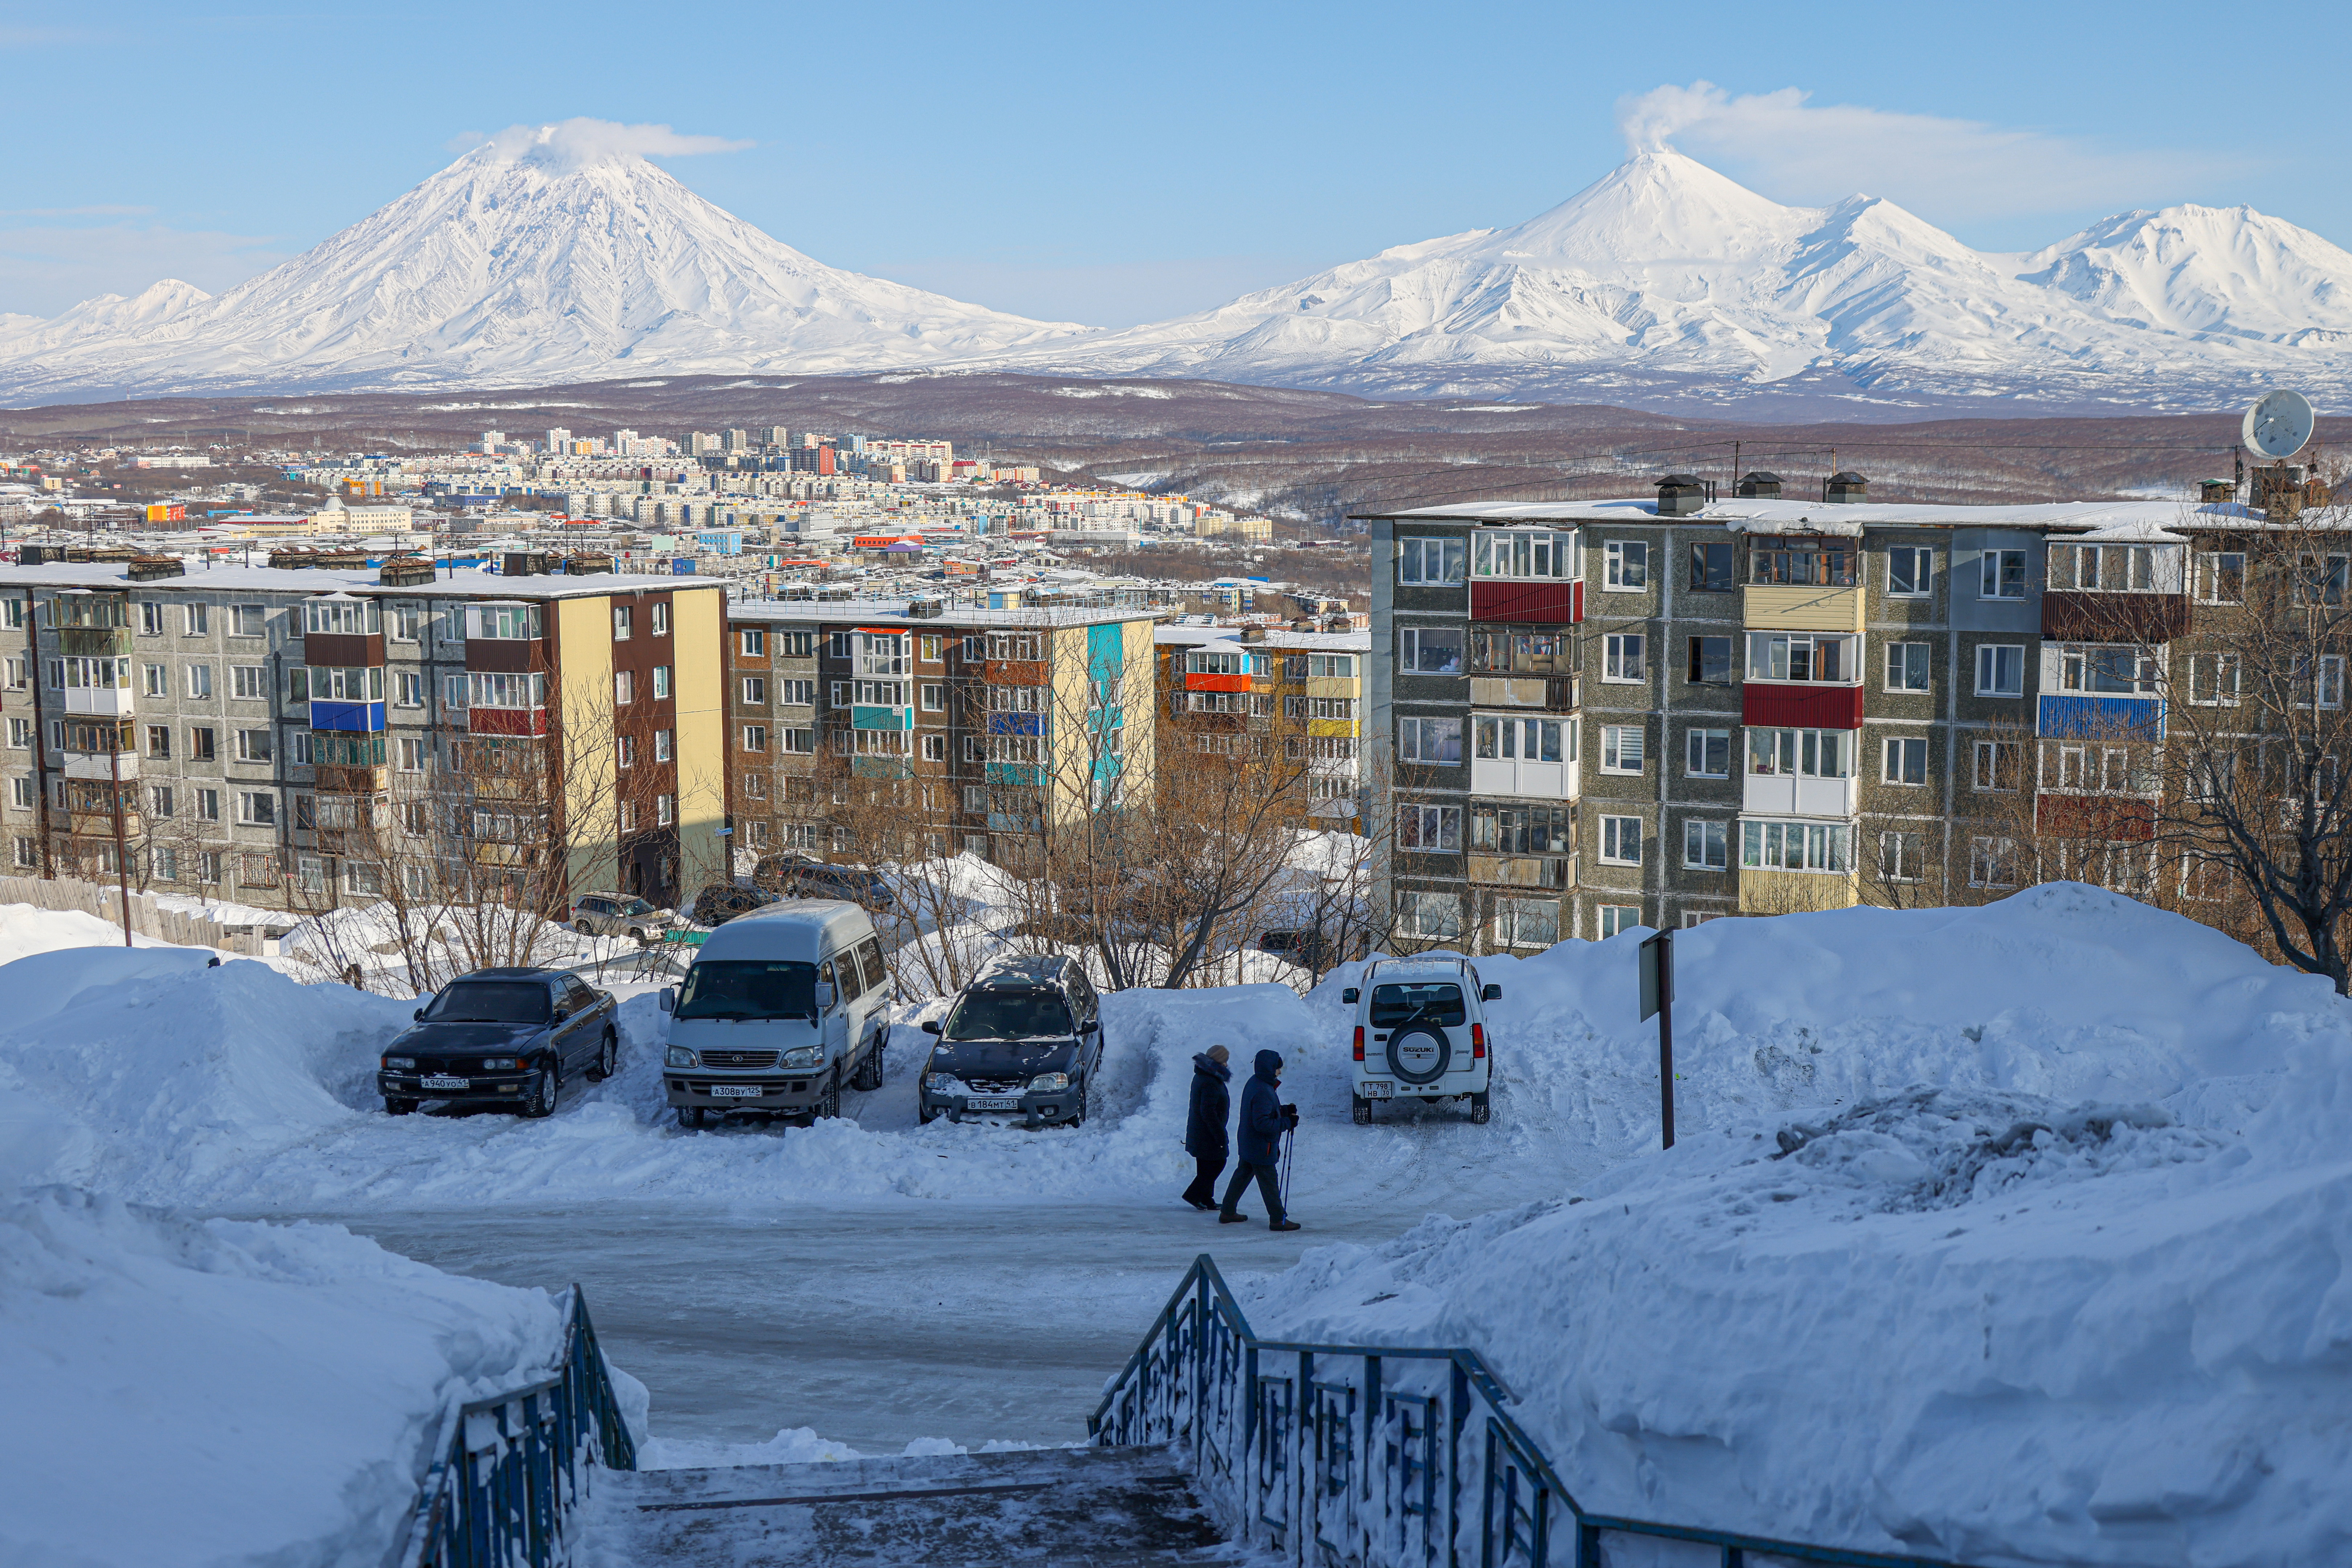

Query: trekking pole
left=1280, top=1125, right=1295, bottom=1208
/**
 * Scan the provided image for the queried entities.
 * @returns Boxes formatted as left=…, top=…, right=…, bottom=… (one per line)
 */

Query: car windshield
left=618, top=898, right=656, bottom=916
left=422, top=980, right=550, bottom=1024
left=944, top=989, right=1074, bottom=1040
left=1369, top=982, right=1465, bottom=1028
left=675, top=960, right=819, bottom=1021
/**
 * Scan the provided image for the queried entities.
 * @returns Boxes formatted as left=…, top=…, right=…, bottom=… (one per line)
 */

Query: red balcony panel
left=467, top=707, right=548, bottom=737
left=1743, top=683, right=1865, bottom=729
left=1185, top=673, right=1252, bottom=693
left=1471, top=579, right=1582, bottom=625
left=2036, top=794, right=2156, bottom=843
left=2042, top=591, right=2190, bottom=643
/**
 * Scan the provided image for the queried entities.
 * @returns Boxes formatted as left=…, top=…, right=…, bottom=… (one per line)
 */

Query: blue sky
left=3, top=0, right=2345, bottom=326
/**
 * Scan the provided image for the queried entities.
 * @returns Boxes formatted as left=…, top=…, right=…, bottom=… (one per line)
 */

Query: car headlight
left=383, top=1056, right=415, bottom=1070
left=778, top=1046, right=823, bottom=1071
left=665, top=1046, right=698, bottom=1068
left=925, top=1072, right=965, bottom=1094
left=1028, top=1072, right=1070, bottom=1093
left=478, top=1057, right=521, bottom=1071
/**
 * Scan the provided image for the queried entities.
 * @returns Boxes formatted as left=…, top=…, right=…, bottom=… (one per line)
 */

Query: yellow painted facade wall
left=554, top=595, right=617, bottom=896
left=671, top=585, right=728, bottom=889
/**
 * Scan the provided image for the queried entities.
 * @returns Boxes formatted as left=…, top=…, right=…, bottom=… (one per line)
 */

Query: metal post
left=110, top=741, right=132, bottom=946
left=1639, top=928, right=1675, bottom=1149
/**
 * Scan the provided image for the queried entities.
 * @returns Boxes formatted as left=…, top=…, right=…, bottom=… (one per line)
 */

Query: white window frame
left=1879, top=830, right=1925, bottom=884
left=1597, top=814, right=1643, bottom=866
left=1596, top=905, right=1642, bottom=939
left=1685, top=728, right=1730, bottom=778
left=1603, top=540, right=1649, bottom=591
left=2187, top=652, right=2240, bottom=707
left=1399, top=626, right=1464, bottom=676
left=1746, top=728, right=1854, bottom=779
left=1599, top=724, right=1644, bottom=775
left=1968, top=835, right=2018, bottom=889
left=1975, top=644, right=2025, bottom=698
left=1397, top=536, right=1467, bottom=587
left=1973, top=740, right=2021, bottom=792
left=1747, top=632, right=1857, bottom=685
left=1740, top=818, right=1852, bottom=874
left=1398, top=715, right=1463, bottom=766
left=1979, top=549, right=2027, bottom=599
left=1682, top=817, right=1727, bottom=870
left=1603, top=633, right=1645, bottom=683
left=1882, top=736, right=1928, bottom=786
left=1398, top=803, right=1463, bottom=853
left=1886, top=545, right=1934, bottom=598
left=1885, top=642, right=1931, bottom=693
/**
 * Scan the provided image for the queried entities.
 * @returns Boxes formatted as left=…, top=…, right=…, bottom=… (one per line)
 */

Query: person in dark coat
left=1180, top=1044, right=1232, bottom=1210
left=1219, top=1048, right=1300, bottom=1230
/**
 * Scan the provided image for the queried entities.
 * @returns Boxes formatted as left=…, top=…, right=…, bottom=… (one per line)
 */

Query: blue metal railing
left=399, top=1284, right=638, bottom=1568
left=1092, top=1254, right=1980, bottom=1568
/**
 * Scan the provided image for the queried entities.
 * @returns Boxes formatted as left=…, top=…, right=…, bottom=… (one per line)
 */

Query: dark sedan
left=377, top=967, right=619, bottom=1117
left=691, top=882, right=781, bottom=928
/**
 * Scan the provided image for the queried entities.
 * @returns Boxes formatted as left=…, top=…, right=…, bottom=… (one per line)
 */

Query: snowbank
left=0, top=1187, right=567, bottom=1568
left=0, top=901, right=172, bottom=966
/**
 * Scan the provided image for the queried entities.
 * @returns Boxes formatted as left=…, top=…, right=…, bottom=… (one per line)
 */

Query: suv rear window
left=1369, top=982, right=1465, bottom=1028
left=944, top=988, right=1074, bottom=1040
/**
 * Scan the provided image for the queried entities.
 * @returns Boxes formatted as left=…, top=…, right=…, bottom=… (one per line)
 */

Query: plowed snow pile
left=0, top=1187, right=570, bottom=1568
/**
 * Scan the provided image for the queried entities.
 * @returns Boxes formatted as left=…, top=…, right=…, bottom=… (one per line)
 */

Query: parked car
left=378, top=967, right=620, bottom=1118
left=753, top=853, right=896, bottom=911
left=691, top=882, right=781, bottom=928
left=569, top=891, right=676, bottom=943
left=659, top=900, right=894, bottom=1128
left=918, top=953, right=1104, bottom=1128
left=1342, top=958, right=1497, bottom=1125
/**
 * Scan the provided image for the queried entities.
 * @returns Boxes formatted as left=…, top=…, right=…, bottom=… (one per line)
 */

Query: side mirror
left=1340, top=988, right=1359, bottom=1005
left=920, top=1019, right=942, bottom=1035
left=413, top=1007, right=425, bottom=1021
left=815, top=982, right=836, bottom=1012
left=658, top=987, right=676, bottom=1013
left=1482, top=984, right=1501, bottom=1001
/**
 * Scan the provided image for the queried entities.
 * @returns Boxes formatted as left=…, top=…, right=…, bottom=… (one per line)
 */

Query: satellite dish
left=2243, top=389, right=2315, bottom=459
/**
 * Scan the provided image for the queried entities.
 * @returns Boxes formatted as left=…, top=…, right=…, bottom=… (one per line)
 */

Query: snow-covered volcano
left=989, top=149, right=2352, bottom=412
left=0, top=126, right=1089, bottom=402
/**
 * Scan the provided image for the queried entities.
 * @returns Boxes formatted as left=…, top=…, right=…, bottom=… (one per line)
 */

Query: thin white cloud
left=1613, top=81, right=2236, bottom=224
left=448, top=118, right=753, bottom=171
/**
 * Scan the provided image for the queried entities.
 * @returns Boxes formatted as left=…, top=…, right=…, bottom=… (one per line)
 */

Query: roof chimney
left=1823, top=471, right=1869, bottom=504
left=1654, top=473, right=1710, bottom=517
left=1735, top=471, right=1782, bottom=499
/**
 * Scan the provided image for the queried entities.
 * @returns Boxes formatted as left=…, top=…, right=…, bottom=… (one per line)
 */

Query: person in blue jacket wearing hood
left=1219, top=1048, right=1300, bottom=1231
left=1180, top=1044, right=1231, bottom=1210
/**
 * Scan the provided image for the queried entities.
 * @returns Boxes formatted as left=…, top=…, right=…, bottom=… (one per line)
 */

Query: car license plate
left=418, top=1075, right=468, bottom=1091
left=1360, top=1081, right=1393, bottom=1098
left=965, top=1097, right=1020, bottom=1111
left=710, top=1085, right=764, bottom=1098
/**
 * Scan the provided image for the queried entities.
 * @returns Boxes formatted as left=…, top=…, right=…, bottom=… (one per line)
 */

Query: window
left=1489, top=897, right=1559, bottom=948
left=656, top=793, right=676, bottom=826
left=399, top=737, right=425, bottom=772
left=741, top=676, right=768, bottom=705
left=615, top=735, right=636, bottom=768
left=1397, top=716, right=1463, bottom=765
left=1886, top=546, right=1934, bottom=598
left=2187, top=653, right=2240, bottom=707
left=5, top=719, right=28, bottom=750
left=186, top=664, right=213, bottom=699
left=743, top=724, right=768, bottom=752
left=1596, top=905, right=1642, bottom=939
left=1683, top=818, right=1728, bottom=870
left=739, top=628, right=766, bottom=657
left=235, top=728, right=273, bottom=763
left=467, top=672, right=545, bottom=709
left=1979, top=550, right=2027, bottom=599
left=7, top=776, right=29, bottom=810
left=1968, top=836, right=2017, bottom=889
left=194, top=787, right=219, bottom=821
left=1603, top=634, right=1645, bottom=683
left=1685, top=728, right=1730, bottom=778
left=1748, top=537, right=1855, bottom=587
left=1885, top=642, right=1931, bottom=693
left=1600, top=725, right=1645, bottom=774
left=2051, top=543, right=2163, bottom=593
left=654, top=729, right=674, bottom=763
left=397, top=671, right=423, bottom=708
left=391, top=605, right=419, bottom=642
left=1399, top=627, right=1464, bottom=675
left=1397, top=536, right=1467, bottom=586
left=182, top=603, right=209, bottom=635
left=1, top=658, right=23, bottom=691
left=618, top=800, right=637, bottom=833
left=1686, top=635, right=1733, bottom=684
left=651, top=603, right=670, bottom=636
left=652, top=666, right=672, bottom=700
left=920, top=683, right=945, bottom=712
left=1741, top=819, right=1851, bottom=873
left=2057, top=644, right=2156, bottom=695
left=1396, top=889, right=1462, bottom=941
left=1880, top=831, right=1926, bottom=884
left=782, top=729, right=814, bottom=755
left=1399, top=804, right=1462, bottom=853
left=1975, top=644, right=2025, bottom=697
left=778, top=679, right=815, bottom=707
left=1883, top=736, right=1928, bottom=785
left=613, top=669, right=634, bottom=705
left=1603, top=540, right=1648, bottom=590
left=470, top=603, right=541, bottom=639
left=289, top=731, right=312, bottom=766
left=1469, top=630, right=1570, bottom=675
left=2307, top=654, right=2347, bottom=710
left=1973, top=740, right=2020, bottom=791
left=14, top=836, right=36, bottom=869
left=921, top=733, right=946, bottom=762
left=2052, top=743, right=2138, bottom=793
left=1471, top=529, right=1575, bottom=580
left=231, top=604, right=267, bottom=637
left=1747, top=632, right=1854, bottom=683
left=1469, top=803, right=1574, bottom=855
left=2195, top=552, right=2246, bottom=605
left=189, top=727, right=216, bottom=762
left=231, top=666, right=267, bottom=700
left=238, top=791, right=275, bottom=826
left=917, top=633, right=942, bottom=663
left=1598, top=815, right=1642, bottom=865
left=136, top=602, right=164, bottom=635
left=1688, top=541, right=1734, bottom=592
left=143, top=663, right=167, bottom=696
left=1747, top=728, right=1853, bottom=778
left=614, top=606, right=633, bottom=640
left=443, top=674, right=468, bottom=711
left=1473, top=715, right=1569, bottom=764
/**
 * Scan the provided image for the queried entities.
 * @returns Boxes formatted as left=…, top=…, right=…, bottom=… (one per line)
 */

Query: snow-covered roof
left=1154, top=624, right=1369, bottom=652
left=725, top=598, right=1156, bottom=629
left=1365, top=496, right=2286, bottom=533
left=0, top=563, right=717, bottom=598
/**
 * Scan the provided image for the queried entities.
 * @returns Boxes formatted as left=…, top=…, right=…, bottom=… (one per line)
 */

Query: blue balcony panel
left=850, top=705, right=914, bottom=732
left=2037, top=694, right=2163, bottom=740
left=309, top=700, right=387, bottom=733
left=987, top=713, right=1043, bottom=737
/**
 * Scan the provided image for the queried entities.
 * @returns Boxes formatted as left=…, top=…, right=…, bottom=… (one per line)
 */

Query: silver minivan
left=659, top=900, right=893, bottom=1128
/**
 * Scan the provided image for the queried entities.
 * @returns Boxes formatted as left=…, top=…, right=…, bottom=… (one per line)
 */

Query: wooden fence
left=0, top=874, right=278, bottom=954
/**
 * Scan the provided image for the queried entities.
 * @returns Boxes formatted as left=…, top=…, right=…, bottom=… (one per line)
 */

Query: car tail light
left=1471, top=1023, right=1486, bottom=1059
left=1352, top=1026, right=1365, bottom=1062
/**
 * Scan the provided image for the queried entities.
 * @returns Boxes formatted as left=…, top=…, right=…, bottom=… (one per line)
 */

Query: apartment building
left=720, top=600, right=1160, bottom=863
left=1361, top=475, right=2244, bottom=948
left=1152, top=622, right=1369, bottom=818
left=0, top=558, right=726, bottom=912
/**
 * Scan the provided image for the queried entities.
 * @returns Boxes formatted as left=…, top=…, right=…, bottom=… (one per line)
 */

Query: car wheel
left=586, top=1028, right=617, bottom=1082
left=918, top=1101, right=940, bottom=1125
left=1069, top=1077, right=1088, bottom=1127
left=1351, top=1094, right=1371, bottom=1126
left=817, top=1069, right=842, bottom=1120
left=520, top=1058, right=559, bottom=1118
left=678, top=1105, right=705, bottom=1130
left=385, top=1097, right=418, bottom=1117
left=852, top=1035, right=884, bottom=1092
left=574, top=920, right=595, bottom=937
left=1469, top=1090, right=1492, bottom=1125
left=629, top=927, right=649, bottom=944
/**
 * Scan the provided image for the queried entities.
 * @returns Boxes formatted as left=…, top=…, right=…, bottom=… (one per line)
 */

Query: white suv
left=1342, top=958, right=1497, bottom=1125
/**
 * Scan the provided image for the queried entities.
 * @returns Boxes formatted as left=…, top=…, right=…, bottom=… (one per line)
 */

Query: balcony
left=1743, top=583, right=1862, bottom=632
left=61, top=752, right=139, bottom=782
left=2042, top=591, right=2189, bottom=644
left=1468, top=674, right=1579, bottom=711
left=2037, top=695, right=2164, bottom=740
left=62, top=687, right=134, bottom=717
left=1470, top=579, right=1582, bottom=625
left=1470, top=756, right=1576, bottom=801
left=468, top=706, right=548, bottom=737
left=66, top=808, right=142, bottom=838
left=1743, top=684, right=1864, bottom=729
left=57, top=626, right=133, bottom=658
left=2036, top=794, right=2156, bottom=842
left=314, top=763, right=390, bottom=794
left=1468, top=853, right=1573, bottom=889
left=310, top=699, right=388, bottom=733
left=1736, top=866, right=1857, bottom=914
left=1742, top=772, right=1858, bottom=818
left=853, top=705, right=915, bottom=732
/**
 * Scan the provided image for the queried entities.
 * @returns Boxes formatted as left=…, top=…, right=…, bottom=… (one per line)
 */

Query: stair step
left=601, top=1442, right=1239, bottom=1567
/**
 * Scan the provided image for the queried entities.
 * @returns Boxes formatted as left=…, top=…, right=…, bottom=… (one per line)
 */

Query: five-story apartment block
left=1153, top=623, right=1370, bottom=818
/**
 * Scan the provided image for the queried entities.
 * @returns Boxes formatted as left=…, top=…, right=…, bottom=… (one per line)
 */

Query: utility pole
left=110, top=731, right=132, bottom=947
left=1639, top=928, right=1675, bottom=1148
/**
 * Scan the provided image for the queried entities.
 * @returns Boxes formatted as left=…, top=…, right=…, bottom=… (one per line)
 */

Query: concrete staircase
left=599, top=1442, right=1242, bottom=1567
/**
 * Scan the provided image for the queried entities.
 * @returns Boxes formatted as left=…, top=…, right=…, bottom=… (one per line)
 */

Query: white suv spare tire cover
left=1387, top=1025, right=1451, bottom=1084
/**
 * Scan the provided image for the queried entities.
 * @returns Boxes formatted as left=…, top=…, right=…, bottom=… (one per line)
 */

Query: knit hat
left=1206, top=1044, right=1230, bottom=1064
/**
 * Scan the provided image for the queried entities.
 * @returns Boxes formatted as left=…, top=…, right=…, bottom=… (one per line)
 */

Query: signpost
left=1639, top=928, right=1675, bottom=1149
